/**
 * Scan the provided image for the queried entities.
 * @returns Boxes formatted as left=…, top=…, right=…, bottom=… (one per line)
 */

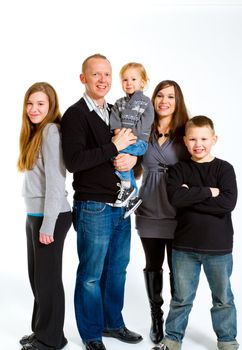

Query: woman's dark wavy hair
left=134, top=80, right=189, bottom=179
left=151, top=80, right=189, bottom=142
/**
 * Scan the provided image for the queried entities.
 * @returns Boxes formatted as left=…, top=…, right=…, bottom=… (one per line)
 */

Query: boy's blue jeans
left=115, top=139, right=148, bottom=192
left=164, top=250, right=238, bottom=348
left=72, top=200, right=131, bottom=342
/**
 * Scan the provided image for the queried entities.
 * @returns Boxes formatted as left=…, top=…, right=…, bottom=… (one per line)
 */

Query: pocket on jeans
left=82, top=201, right=107, bottom=214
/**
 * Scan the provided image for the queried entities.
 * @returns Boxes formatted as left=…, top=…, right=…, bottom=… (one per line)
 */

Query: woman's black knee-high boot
left=143, top=270, right=164, bottom=344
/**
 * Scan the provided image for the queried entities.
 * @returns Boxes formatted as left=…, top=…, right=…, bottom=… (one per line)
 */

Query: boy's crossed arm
left=168, top=162, right=237, bottom=215
left=182, top=183, right=220, bottom=197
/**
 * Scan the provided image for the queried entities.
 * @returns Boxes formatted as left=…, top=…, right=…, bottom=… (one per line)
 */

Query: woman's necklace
left=158, top=132, right=170, bottom=138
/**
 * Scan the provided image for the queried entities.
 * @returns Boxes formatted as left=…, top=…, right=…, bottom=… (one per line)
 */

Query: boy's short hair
left=185, top=115, right=215, bottom=134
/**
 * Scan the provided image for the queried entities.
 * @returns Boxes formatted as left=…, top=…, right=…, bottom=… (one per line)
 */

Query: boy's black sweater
left=61, top=98, right=119, bottom=203
left=167, top=158, right=237, bottom=254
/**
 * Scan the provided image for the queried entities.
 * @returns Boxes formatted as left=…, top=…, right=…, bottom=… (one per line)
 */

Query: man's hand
left=39, top=233, right=54, bottom=245
left=114, top=153, right=138, bottom=172
left=112, top=128, right=137, bottom=151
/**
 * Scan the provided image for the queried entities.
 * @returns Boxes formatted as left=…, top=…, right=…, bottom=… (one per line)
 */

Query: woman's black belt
left=148, top=163, right=169, bottom=173
left=158, top=163, right=169, bottom=172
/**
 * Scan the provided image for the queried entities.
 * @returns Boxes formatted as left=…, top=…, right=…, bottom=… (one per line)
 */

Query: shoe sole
left=102, top=332, right=143, bottom=344
left=124, top=199, right=142, bottom=219
left=20, top=336, right=67, bottom=349
left=113, top=188, right=136, bottom=207
left=19, top=334, right=35, bottom=346
left=83, top=341, right=106, bottom=350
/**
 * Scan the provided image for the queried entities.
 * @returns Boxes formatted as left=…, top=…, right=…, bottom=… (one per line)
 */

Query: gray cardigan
left=22, top=123, right=70, bottom=236
left=109, top=90, right=154, bottom=142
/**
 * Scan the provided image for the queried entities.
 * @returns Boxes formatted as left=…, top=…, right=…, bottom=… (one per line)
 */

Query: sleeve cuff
left=40, top=215, right=57, bottom=237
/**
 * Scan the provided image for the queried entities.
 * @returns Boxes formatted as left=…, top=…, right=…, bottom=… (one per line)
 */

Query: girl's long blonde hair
left=17, top=82, right=61, bottom=172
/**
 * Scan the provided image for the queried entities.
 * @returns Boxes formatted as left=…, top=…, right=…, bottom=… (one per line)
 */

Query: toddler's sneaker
left=124, top=197, right=142, bottom=219
left=114, top=184, right=136, bottom=207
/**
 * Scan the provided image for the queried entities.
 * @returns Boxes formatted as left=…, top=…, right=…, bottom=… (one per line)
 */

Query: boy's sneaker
left=124, top=197, right=142, bottom=219
left=114, top=184, right=136, bottom=207
left=151, top=344, right=169, bottom=350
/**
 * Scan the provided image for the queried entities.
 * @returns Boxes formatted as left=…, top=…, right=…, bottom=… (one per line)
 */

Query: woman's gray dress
left=135, top=135, right=188, bottom=239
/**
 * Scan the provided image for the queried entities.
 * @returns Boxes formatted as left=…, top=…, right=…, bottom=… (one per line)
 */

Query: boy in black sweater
left=153, top=116, right=239, bottom=350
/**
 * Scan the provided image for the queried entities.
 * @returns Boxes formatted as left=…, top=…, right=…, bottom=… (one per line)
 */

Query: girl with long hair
left=18, top=82, right=71, bottom=350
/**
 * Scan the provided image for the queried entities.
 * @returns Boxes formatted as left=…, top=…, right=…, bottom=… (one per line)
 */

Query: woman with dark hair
left=135, top=80, right=189, bottom=344
left=17, top=82, right=72, bottom=350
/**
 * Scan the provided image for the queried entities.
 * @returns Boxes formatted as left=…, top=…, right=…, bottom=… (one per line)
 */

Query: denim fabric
left=165, top=250, right=237, bottom=344
left=72, top=200, right=131, bottom=342
left=121, top=139, right=148, bottom=156
left=116, top=168, right=137, bottom=191
left=115, top=139, right=148, bottom=191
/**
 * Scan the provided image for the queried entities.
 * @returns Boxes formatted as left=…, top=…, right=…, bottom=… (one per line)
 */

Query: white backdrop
left=0, top=1, right=241, bottom=349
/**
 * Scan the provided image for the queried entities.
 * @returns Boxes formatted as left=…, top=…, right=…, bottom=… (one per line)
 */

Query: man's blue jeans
left=165, top=250, right=237, bottom=345
left=72, top=200, right=131, bottom=342
left=115, top=139, right=148, bottom=192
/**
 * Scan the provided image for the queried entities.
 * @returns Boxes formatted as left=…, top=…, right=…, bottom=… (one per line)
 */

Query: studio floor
left=1, top=220, right=241, bottom=350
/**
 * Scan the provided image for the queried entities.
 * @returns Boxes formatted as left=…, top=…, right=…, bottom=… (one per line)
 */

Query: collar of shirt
left=83, top=93, right=110, bottom=125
